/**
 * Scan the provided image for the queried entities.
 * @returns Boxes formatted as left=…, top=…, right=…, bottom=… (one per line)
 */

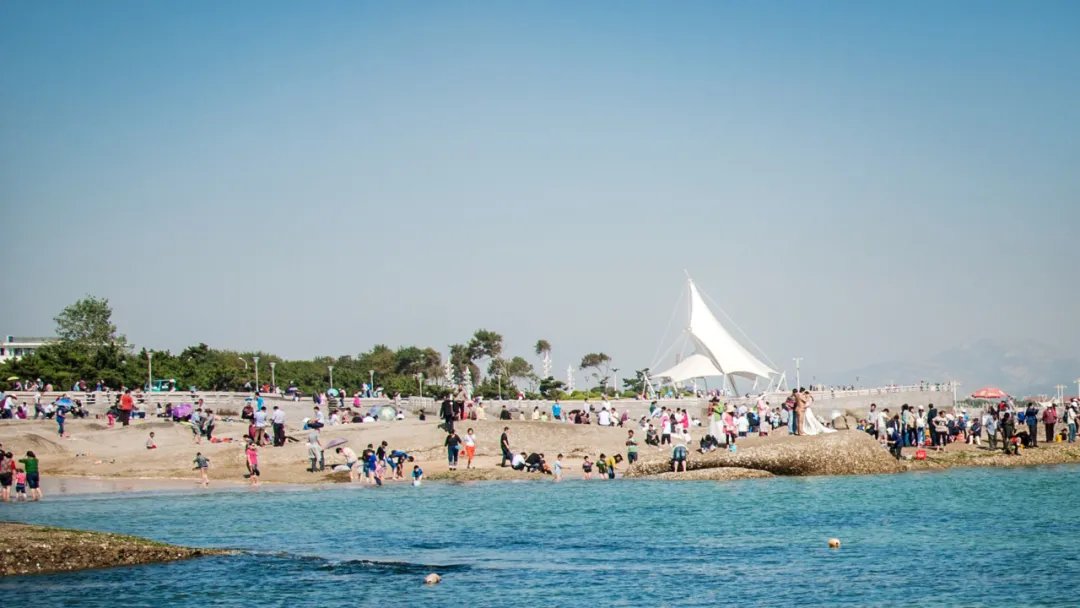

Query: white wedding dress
left=801, top=407, right=835, bottom=435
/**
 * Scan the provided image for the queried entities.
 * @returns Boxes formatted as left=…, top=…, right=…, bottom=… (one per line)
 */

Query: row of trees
left=1, top=296, right=648, bottom=399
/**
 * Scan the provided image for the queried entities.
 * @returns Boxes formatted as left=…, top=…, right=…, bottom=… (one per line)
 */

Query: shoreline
left=31, top=445, right=1080, bottom=496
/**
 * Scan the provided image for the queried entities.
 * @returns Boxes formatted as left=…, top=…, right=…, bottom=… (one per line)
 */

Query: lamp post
left=147, top=351, right=153, bottom=392
left=793, top=357, right=802, bottom=389
left=269, top=362, right=276, bottom=391
left=328, top=365, right=334, bottom=391
left=253, top=356, right=260, bottom=390
left=612, top=368, right=619, bottom=397
left=369, top=370, right=374, bottom=395
left=417, top=373, right=424, bottom=397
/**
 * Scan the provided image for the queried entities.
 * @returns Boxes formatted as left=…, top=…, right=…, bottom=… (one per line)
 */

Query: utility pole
left=147, top=351, right=153, bottom=392
left=793, top=357, right=802, bottom=389
left=328, top=365, right=334, bottom=391
left=253, top=356, right=260, bottom=390
left=269, top=362, right=276, bottom=391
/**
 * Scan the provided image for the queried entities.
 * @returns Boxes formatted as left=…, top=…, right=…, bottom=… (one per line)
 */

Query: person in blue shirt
left=411, top=465, right=423, bottom=486
left=551, top=401, right=562, bottom=421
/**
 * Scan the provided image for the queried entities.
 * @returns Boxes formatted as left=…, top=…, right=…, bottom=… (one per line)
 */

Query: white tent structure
left=652, top=276, right=779, bottom=394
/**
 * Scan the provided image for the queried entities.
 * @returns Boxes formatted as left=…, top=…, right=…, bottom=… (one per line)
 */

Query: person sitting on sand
left=645, top=425, right=660, bottom=447
left=671, top=443, right=688, bottom=472
left=146, top=432, right=157, bottom=450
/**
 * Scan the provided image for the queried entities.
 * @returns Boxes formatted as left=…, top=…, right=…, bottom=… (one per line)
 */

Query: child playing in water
left=581, top=456, right=593, bottom=480
left=554, top=454, right=563, bottom=482
left=412, top=465, right=423, bottom=487
left=14, top=469, right=26, bottom=501
left=193, top=452, right=210, bottom=487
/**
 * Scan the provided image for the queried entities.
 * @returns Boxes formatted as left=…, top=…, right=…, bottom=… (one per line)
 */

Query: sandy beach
left=3, top=413, right=1080, bottom=492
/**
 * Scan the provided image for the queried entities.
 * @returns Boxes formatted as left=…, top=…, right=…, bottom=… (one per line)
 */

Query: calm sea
left=2, top=466, right=1079, bottom=607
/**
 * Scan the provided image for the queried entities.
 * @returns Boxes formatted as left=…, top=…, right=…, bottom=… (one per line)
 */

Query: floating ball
left=424, top=573, right=441, bottom=585
left=828, top=538, right=841, bottom=549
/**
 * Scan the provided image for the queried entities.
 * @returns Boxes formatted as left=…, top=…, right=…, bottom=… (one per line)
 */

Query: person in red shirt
left=119, top=389, right=134, bottom=426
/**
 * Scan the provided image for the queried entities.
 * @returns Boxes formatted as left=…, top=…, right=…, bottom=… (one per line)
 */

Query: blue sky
left=1, top=1, right=1077, bottom=384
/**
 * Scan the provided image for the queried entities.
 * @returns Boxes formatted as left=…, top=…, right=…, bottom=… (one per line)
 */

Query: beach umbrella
left=971, top=387, right=1007, bottom=400
left=6, top=376, right=18, bottom=382
left=328, top=388, right=339, bottom=398
left=325, top=438, right=347, bottom=449
left=378, top=406, right=396, bottom=420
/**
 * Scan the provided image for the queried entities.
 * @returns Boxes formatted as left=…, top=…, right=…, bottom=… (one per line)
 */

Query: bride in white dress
left=801, top=395, right=835, bottom=436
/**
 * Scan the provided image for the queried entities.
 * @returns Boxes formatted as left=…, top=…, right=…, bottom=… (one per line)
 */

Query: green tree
left=54, top=296, right=125, bottom=349
left=579, top=352, right=612, bottom=390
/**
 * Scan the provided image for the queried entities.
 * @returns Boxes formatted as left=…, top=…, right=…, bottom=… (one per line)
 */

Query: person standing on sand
left=193, top=452, right=210, bottom=486
left=795, top=389, right=808, bottom=435
left=119, top=389, right=134, bottom=426
left=554, top=454, right=563, bottom=481
left=253, top=406, right=268, bottom=446
left=203, top=409, right=216, bottom=441
left=440, top=397, right=455, bottom=433
left=307, top=425, right=323, bottom=472
left=626, top=430, right=639, bottom=465
left=463, top=428, right=477, bottom=469
left=499, top=427, right=512, bottom=467
left=1000, top=413, right=1016, bottom=454
left=1064, top=403, right=1078, bottom=443
left=1025, top=402, right=1040, bottom=448
left=1042, top=404, right=1058, bottom=445
left=271, top=406, right=286, bottom=447
left=445, top=430, right=462, bottom=471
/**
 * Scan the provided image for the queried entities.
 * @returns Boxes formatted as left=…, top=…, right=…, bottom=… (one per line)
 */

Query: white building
left=0, top=335, right=54, bottom=363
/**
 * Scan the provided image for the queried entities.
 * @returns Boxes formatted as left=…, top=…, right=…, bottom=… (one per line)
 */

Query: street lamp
left=416, top=372, right=424, bottom=397
left=612, top=368, right=620, bottom=397
left=269, top=362, right=276, bottom=391
left=328, top=365, right=334, bottom=390
left=793, top=357, right=802, bottom=389
left=253, top=356, right=260, bottom=390
left=147, top=351, right=153, bottom=392
left=369, top=370, right=374, bottom=395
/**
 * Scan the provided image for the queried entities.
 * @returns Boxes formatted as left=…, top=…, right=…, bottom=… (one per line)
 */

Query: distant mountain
left=826, top=339, right=1079, bottom=398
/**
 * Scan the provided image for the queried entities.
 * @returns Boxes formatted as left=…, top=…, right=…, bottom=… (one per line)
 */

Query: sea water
left=2, top=466, right=1080, bottom=607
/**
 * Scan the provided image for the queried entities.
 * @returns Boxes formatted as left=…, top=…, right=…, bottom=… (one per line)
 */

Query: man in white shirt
left=511, top=452, right=526, bottom=471
left=271, top=406, right=286, bottom=447
left=598, top=408, right=611, bottom=427
left=253, top=407, right=268, bottom=445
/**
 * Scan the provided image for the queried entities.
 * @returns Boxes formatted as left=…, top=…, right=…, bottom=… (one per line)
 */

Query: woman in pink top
left=245, top=443, right=260, bottom=487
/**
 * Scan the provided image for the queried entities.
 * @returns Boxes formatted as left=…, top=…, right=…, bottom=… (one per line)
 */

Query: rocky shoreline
left=0, top=522, right=228, bottom=576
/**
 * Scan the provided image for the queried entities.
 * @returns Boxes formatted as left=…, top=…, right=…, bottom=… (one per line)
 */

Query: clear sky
left=2, top=1, right=1077, bottom=384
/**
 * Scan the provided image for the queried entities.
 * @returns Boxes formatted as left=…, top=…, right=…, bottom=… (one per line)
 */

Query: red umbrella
left=971, top=386, right=1007, bottom=399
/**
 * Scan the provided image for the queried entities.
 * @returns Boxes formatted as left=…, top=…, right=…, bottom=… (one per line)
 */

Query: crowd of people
left=861, top=398, right=1080, bottom=459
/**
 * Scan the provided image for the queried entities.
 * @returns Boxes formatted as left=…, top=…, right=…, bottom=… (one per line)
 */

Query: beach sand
left=3, top=416, right=1079, bottom=491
